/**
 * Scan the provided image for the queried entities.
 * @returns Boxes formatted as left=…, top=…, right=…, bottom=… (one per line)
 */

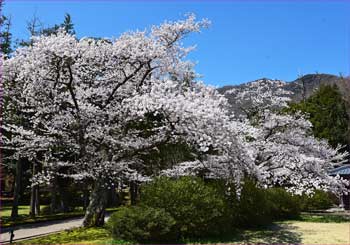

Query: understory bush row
left=106, top=176, right=335, bottom=243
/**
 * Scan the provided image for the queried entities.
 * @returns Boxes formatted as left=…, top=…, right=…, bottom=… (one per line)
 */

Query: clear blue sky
left=3, top=0, right=350, bottom=86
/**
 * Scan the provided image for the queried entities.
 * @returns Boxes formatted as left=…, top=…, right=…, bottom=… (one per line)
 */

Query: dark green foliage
left=62, top=13, right=75, bottom=34
left=234, top=180, right=273, bottom=227
left=105, top=178, right=333, bottom=242
left=222, top=181, right=302, bottom=227
left=124, top=112, right=198, bottom=177
left=41, top=13, right=75, bottom=35
left=140, top=142, right=197, bottom=176
left=140, top=177, right=229, bottom=238
left=0, top=15, right=12, bottom=56
left=300, top=190, right=334, bottom=211
left=267, top=188, right=301, bottom=220
left=289, top=84, right=349, bottom=148
left=206, top=179, right=240, bottom=228
left=106, top=206, right=176, bottom=243
left=0, top=0, right=12, bottom=56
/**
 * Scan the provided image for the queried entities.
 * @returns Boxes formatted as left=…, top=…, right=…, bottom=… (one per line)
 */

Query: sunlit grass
left=0, top=205, right=32, bottom=217
left=287, top=221, right=350, bottom=244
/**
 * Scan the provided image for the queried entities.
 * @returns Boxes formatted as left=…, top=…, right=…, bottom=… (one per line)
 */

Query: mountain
left=218, top=74, right=350, bottom=113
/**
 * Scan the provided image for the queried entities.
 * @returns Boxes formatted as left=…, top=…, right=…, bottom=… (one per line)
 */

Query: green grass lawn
left=1, top=205, right=32, bottom=217
left=17, top=213, right=350, bottom=245
left=298, top=212, right=350, bottom=223
left=0, top=205, right=119, bottom=228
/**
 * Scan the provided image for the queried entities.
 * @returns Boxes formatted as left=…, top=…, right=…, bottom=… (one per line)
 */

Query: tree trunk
left=130, top=181, right=138, bottom=206
left=58, top=181, right=68, bottom=212
left=50, top=177, right=59, bottom=213
left=29, top=162, right=40, bottom=217
left=35, top=185, right=40, bottom=215
left=82, top=179, right=108, bottom=227
left=11, top=159, right=23, bottom=219
left=30, top=185, right=40, bottom=217
left=83, top=187, right=89, bottom=211
left=29, top=162, right=36, bottom=217
left=109, top=187, right=118, bottom=207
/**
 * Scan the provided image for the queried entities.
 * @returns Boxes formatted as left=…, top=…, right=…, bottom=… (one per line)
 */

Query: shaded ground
left=15, top=220, right=350, bottom=244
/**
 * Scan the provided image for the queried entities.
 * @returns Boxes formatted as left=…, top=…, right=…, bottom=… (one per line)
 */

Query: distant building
left=329, top=164, right=350, bottom=210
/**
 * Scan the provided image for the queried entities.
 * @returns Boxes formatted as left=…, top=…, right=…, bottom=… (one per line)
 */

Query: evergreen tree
left=0, top=0, right=12, bottom=57
left=41, top=13, right=75, bottom=36
left=20, top=13, right=75, bottom=47
left=289, top=84, right=349, bottom=148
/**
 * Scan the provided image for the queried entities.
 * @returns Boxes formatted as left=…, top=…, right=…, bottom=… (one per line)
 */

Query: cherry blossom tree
left=2, top=15, right=246, bottom=226
left=224, top=79, right=349, bottom=195
left=161, top=79, right=349, bottom=196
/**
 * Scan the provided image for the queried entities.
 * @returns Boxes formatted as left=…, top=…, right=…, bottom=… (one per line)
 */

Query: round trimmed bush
left=106, top=206, right=176, bottom=243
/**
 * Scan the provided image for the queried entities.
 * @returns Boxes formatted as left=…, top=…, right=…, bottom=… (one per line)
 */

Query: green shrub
left=300, top=190, right=334, bottom=211
left=203, top=179, right=304, bottom=228
left=106, top=206, right=176, bottom=243
left=206, top=179, right=239, bottom=226
left=267, top=188, right=301, bottom=220
left=140, top=176, right=230, bottom=239
left=235, top=180, right=273, bottom=227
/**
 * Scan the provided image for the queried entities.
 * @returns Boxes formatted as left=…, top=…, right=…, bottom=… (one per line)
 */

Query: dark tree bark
left=82, top=179, right=108, bottom=227
left=35, top=185, right=40, bottom=215
left=58, top=180, right=68, bottom=212
left=130, top=181, right=138, bottom=206
left=109, top=187, right=118, bottom=207
left=11, top=159, right=23, bottom=219
left=29, top=162, right=40, bottom=217
left=83, top=187, right=89, bottom=211
left=50, top=176, right=59, bottom=213
left=29, top=184, right=40, bottom=217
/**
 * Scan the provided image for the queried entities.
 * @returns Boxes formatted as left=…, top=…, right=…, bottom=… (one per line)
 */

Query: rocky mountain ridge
left=218, top=74, right=350, bottom=109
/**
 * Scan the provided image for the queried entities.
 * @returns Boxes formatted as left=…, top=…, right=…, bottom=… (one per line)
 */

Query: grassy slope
left=17, top=218, right=350, bottom=244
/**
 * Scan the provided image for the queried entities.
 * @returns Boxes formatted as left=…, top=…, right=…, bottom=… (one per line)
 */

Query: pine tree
left=0, top=0, right=12, bottom=57
left=289, top=84, right=349, bottom=148
left=20, top=13, right=75, bottom=47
